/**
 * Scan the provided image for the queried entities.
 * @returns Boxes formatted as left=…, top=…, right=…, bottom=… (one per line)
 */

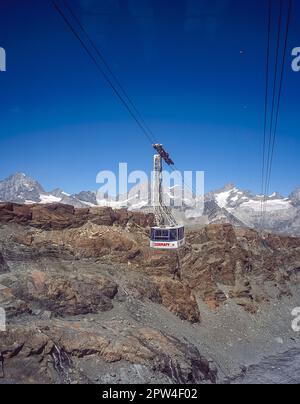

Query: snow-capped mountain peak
left=0, top=173, right=93, bottom=207
left=0, top=173, right=45, bottom=203
left=214, top=183, right=236, bottom=193
left=212, top=184, right=251, bottom=209
left=207, top=184, right=298, bottom=235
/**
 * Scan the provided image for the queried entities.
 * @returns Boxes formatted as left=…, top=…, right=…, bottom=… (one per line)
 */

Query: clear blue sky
left=0, top=0, right=299, bottom=195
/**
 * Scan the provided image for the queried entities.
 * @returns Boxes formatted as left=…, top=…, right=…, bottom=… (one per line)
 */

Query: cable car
left=150, top=144, right=185, bottom=250
left=150, top=225, right=185, bottom=250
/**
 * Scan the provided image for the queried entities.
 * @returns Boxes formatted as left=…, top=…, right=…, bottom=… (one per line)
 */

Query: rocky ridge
left=1, top=173, right=300, bottom=236
left=0, top=202, right=300, bottom=383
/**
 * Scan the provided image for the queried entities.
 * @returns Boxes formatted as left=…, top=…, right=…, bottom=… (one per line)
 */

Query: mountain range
left=0, top=172, right=299, bottom=236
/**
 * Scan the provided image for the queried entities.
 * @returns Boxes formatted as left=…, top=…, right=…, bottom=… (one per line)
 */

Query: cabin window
left=151, top=229, right=170, bottom=241
left=170, top=229, right=177, bottom=241
left=178, top=227, right=185, bottom=239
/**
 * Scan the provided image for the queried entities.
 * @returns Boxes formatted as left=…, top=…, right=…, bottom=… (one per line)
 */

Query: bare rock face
left=0, top=325, right=54, bottom=383
left=0, top=283, right=29, bottom=318
left=0, top=253, right=9, bottom=273
left=13, top=270, right=118, bottom=316
left=0, top=203, right=300, bottom=384
left=1, top=204, right=300, bottom=317
left=179, top=225, right=300, bottom=312
left=0, top=322, right=217, bottom=384
left=153, top=277, right=200, bottom=323
left=1, top=203, right=300, bottom=317
left=0, top=203, right=155, bottom=230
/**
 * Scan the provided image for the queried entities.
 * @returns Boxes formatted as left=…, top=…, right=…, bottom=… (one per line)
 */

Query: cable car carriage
left=150, top=225, right=185, bottom=250
left=149, top=144, right=185, bottom=250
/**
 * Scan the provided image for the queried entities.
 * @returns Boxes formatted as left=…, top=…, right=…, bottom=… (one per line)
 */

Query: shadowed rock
left=0, top=253, right=9, bottom=273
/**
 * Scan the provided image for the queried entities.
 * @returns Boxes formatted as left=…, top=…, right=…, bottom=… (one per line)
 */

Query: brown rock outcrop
left=1, top=203, right=300, bottom=384
left=180, top=224, right=300, bottom=311
left=153, top=277, right=200, bottom=323
left=14, top=270, right=118, bottom=316
left=0, top=321, right=217, bottom=384
left=2, top=203, right=300, bottom=318
left=0, top=203, right=155, bottom=230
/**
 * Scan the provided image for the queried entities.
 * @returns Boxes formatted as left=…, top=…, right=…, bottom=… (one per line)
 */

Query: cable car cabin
left=150, top=226, right=185, bottom=250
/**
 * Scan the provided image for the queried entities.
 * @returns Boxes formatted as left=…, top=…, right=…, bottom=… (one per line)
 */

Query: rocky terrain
left=0, top=202, right=300, bottom=384
left=1, top=173, right=300, bottom=236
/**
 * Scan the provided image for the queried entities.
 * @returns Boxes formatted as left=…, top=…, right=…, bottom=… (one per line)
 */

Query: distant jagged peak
left=213, top=182, right=236, bottom=194
left=6, top=171, right=37, bottom=180
left=49, top=188, right=71, bottom=198
left=74, top=190, right=97, bottom=205
left=12, top=172, right=27, bottom=179
left=268, top=191, right=284, bottom=200
left=0, top=172, right=45, bottom=194
left=0, top=173, right=41, bottom=204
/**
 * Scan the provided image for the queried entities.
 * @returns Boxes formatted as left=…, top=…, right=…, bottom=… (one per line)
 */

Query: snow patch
left=39, top=194, right=62, bottom=204
left=80, top=200, right=97, bottom=207
left=241, top=199, right=291, bottom=211
left=215, top=190, right=232, bottom=208
left=130, top=201, right=148, bottom=210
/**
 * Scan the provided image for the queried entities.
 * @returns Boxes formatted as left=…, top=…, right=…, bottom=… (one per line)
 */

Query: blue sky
left=0, top=0, right=299, bottom=195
